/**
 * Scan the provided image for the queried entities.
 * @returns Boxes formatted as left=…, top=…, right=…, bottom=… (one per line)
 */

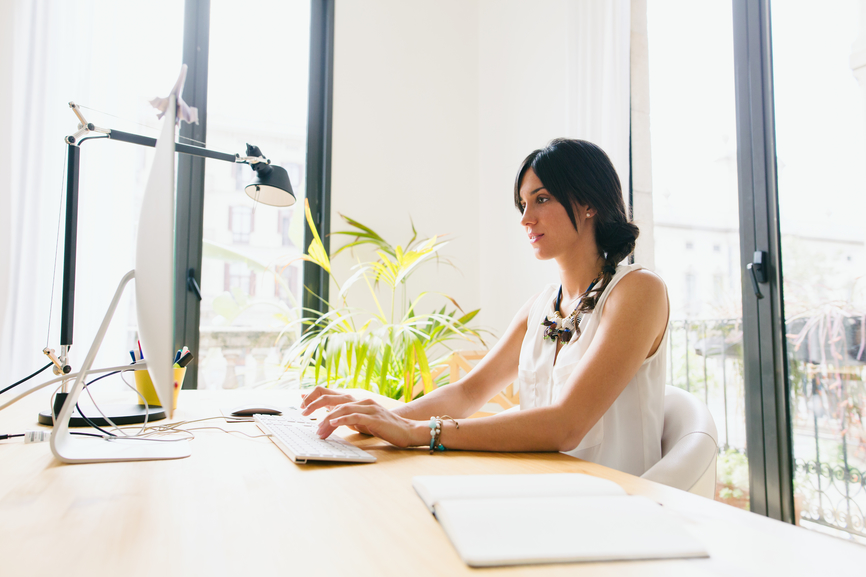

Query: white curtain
left=568, top=0, right=632, bottom=206
left=476, top=0, right=632, bottom=338
left=0, top=1, right=81, bottom=386
left=0, top=1, right=13, bottom=386
left=0, top=0, right=183, bottom=391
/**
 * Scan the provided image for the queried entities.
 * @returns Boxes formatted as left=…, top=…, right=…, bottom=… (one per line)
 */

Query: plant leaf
left=378, top=343, right=392, bottom=394
left=304, top=199, right=331, bottom=273
left=415, top=340, right=434, bottom=395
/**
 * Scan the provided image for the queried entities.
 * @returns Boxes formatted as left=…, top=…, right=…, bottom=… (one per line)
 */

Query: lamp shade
left=244, top=163, right=296, bottom=207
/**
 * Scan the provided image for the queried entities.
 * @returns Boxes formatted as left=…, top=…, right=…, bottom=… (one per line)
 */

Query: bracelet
left=428, top=415, right=459, bottom=454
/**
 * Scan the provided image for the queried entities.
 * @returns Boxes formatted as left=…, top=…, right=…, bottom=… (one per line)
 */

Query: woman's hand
left=303, top=389, right=427, bottom=448
left=300, top=386, right=372, bottom=435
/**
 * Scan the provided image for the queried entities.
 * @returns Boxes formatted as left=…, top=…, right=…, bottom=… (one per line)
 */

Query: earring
left=586, top=212, right=591, bottom=218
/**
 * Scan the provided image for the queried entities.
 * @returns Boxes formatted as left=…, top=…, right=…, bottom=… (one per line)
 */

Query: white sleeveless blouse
left=516, top=264, right=668, bottom=476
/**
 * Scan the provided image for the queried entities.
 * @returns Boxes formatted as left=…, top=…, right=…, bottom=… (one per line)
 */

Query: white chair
left=642, top=386, right=719, bottom=499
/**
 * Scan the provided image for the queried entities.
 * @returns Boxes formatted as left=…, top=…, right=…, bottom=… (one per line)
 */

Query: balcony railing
left=667, top=319, right=866, bottom=541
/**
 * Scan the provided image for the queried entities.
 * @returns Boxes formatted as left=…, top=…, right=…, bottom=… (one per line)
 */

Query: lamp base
left=38, top=403, right=166, bottom=427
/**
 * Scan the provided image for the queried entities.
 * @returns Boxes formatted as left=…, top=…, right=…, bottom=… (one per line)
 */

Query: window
left=224, top=263, right=256, bottom=296
left=279, top=208, right=295, bottom=247
left=642, top=0, right=747, bottom=510
left=772, top=0, right=866, bottom=542
left=171, top=0, right=334, bottom=388
left=228, top=206, right=253, bottom=244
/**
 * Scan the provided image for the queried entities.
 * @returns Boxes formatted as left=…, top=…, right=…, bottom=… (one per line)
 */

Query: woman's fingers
left=316, top=402, right=380, bottom=438
left=314, top=401, right=421, bottom=448
left=299, top=385, right=329, bottom=407
left=300, top=386, right=356, bottom=415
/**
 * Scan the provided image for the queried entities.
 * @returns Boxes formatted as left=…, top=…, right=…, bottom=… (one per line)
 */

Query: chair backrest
left=641, top=386, right=719, bottom=499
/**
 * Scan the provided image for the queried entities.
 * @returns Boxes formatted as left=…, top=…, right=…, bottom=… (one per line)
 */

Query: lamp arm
left=104, top=129, right=241, bottom=164
left=57, top=111, right=261, bottom=383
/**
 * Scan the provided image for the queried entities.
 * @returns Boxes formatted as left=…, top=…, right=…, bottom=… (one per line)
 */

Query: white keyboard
left=254, top=412, right=376, bottom=464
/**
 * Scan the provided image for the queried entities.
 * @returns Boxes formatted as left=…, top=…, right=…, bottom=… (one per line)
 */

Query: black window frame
left=732, top=0, right=795, bottom=523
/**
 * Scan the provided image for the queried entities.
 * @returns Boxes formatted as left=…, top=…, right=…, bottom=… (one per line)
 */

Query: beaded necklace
left=541, top=279, right=598, bottom=344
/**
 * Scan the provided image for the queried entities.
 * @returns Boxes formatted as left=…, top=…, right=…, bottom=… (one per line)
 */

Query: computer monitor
left=49, top=95, right=190, bottom=463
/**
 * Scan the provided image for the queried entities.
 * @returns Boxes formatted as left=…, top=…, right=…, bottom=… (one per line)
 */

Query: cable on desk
left=80, top=368, right=147, bottom=437
left=74, top=371, right=122, bottom=437
left=112, top=416, right=275, bottom=441
left=1, top=431, right=103, bottom=442
left=69, top=368, right=149, bottom=439
left=0, top=362, right=54, bottom=395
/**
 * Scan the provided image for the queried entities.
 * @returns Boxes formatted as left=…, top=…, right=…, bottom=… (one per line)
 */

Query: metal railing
left=667, top=319, right=866, bottom=540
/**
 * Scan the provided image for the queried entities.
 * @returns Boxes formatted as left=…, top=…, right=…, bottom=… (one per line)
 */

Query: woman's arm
left=317, top=270, right=668, bottom=451
left=429, top=270, right=670, bottom=451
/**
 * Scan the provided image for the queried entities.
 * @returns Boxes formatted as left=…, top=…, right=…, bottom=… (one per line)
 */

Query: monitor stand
left=50, top=270, right=191, bottom=463
left=37, top=403, right=167, bottom=427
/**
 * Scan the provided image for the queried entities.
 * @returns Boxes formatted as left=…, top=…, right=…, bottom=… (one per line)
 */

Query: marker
left=137, top=340, right=143, bottom=359
left=176, top=351, right=194, bottom=368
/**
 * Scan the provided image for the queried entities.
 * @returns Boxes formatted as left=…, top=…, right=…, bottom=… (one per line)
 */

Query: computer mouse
left=229, top=403, right=284, bottom=417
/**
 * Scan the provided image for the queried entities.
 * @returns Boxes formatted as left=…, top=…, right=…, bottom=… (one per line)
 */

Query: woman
left=300, top=138, right=670, bottom=476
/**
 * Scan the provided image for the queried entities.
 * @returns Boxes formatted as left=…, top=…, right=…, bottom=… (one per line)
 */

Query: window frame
left=731, top=0, right=795, bottom=523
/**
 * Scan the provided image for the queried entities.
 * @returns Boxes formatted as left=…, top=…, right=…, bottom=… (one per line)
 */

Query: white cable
left=114, top=416, right=273, bottom=441
left=81, top=369, right=137, bottom=436
left=119, top=370, right=150, bottom=436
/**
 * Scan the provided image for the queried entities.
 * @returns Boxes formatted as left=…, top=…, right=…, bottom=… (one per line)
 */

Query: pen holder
left=134, top=367, right=186, bottom=410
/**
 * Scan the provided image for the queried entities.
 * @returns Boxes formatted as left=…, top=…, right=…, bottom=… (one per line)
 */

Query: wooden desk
left=1, top=388, right=864, bottom=576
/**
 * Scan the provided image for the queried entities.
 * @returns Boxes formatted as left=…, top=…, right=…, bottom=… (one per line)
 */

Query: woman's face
left=518, top=168, right=591, bottom=261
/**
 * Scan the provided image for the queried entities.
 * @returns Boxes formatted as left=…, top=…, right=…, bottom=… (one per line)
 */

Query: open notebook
left=413, top=474, right=708, bottom=568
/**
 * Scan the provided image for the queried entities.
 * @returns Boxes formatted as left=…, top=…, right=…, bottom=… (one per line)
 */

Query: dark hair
left=514, top=138, right=639, bottom=322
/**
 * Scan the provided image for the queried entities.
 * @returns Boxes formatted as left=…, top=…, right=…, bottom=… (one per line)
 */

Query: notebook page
left=434, top=495, right=708, bottom=567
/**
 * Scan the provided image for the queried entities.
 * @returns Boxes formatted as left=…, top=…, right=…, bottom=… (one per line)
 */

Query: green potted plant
left=281, top=201, right=487, bottom=402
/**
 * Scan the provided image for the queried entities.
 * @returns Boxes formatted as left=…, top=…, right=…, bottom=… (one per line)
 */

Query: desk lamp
left=38, top=92, right=295, bottom=430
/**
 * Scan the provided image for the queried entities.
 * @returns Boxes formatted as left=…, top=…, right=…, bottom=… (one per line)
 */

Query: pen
left=138, top=340, right=143, bottom=359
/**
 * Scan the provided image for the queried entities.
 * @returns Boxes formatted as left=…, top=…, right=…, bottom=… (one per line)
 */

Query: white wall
left=331, top=0, right=630, bottom=341
left=478, top=0, right=630, bottom=336
left=331, top=0, right=481, bottom=330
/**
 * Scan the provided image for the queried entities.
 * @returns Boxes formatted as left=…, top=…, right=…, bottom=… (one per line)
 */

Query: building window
left=684, top=272, right=697, bottom=317
left=277, top=264, right=300, bottom=299
left=229, top=206, right=253, bottom=244
left=713, top=273, right=724, bottom=301
left=284, top=162, right=302, bottom=191
left=278, top=208, right=295, bottom=247
left=234, top=163, right=254, bottom=192
left=224, top=262, right=256, bottom=296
